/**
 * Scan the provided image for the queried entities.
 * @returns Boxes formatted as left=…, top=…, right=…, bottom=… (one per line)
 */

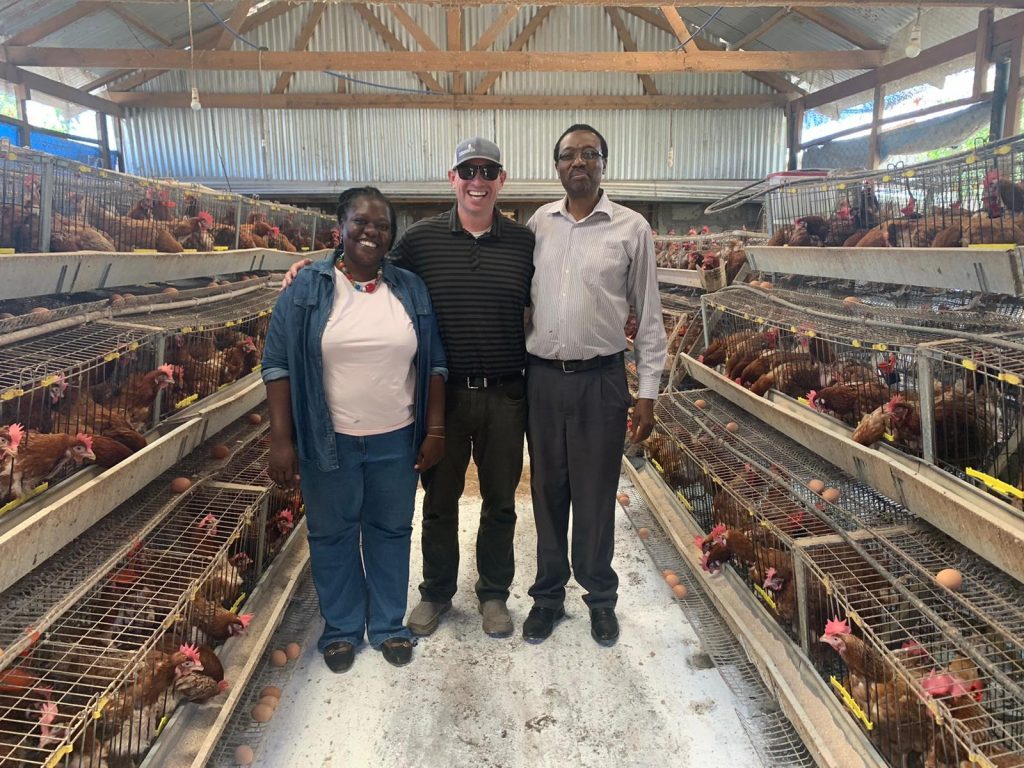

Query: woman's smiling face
left=340, top=196, right=394, bottom=276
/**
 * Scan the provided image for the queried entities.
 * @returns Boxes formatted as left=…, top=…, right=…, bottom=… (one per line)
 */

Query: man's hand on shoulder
left=280, top=258, right=313, bottom=291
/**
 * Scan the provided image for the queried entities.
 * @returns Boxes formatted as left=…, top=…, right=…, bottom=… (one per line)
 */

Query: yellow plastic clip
left=882, top=175, right=892, bottom=182
left=790, top=325, right=798, bottom=333
left=965, top=154, right=977, bottom=165
left=103, top=352, right=119, bottom=362
left=182, top=248, right=198, bottom=254
left=133, top=248, right=158, bottom=254
left=225, top=320, right=236, bottom=327
left=44, top=745, right=74, bottom=768
left=78, top=164, right=92, bottom=173
left=925, top=696, right=943, bottom=725
left=93, top=696, right=108, bottom=718
left=129, top=341, right=139, bottom=351
left=883, top=432, right=895, bottom=442
left=0, top=247, right=14, bottom=255
left=805, top=330, right=816, bottom=338
left=962, top=359, right=978, bottom=371
left=830, top=676, right=873, bottom=730
left=0, top=497, right=24, bottom=517
left=902, top=169, right=916, bottom=178
left=997, top=372, right=1021, bottom=386
left=753, top=583, right=778, bottom=613
left=996, top=145, right=1011, bottom=156
left=229, top=592, right=247, bottom=614
left=258, top=310, right=268, bottom=317
left=650, top=459, right=664, bottom=474
left=175, top=394, right=199, bottom=409
left=743, top=313, right=750, bottom=320
left=755, top=317, right=764, bottom=324
left=871, top=343, right=887, bottom=352
left=969, top=753, right=997, bottom=768
left=181, top=326, right=193, bottom=334
left=251, top=363, right=262, bottom=373
left=851, top=340, right=862, bottom=348
left=39, top=374, right=58, bottom=387
left=848, top=611, right=862, bottom=627
left=155, top=714, right=170, bottom=737
left=965, top=467, right=1024, bottom=499
left=214, top=245, right=229, bottom=251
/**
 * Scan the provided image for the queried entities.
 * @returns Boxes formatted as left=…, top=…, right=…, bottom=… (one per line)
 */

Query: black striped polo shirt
left=389, top=206, right=535, bottom=378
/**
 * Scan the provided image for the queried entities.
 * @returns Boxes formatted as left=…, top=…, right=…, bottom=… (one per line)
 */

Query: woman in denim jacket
left=262, top=187, right=447, bottom=672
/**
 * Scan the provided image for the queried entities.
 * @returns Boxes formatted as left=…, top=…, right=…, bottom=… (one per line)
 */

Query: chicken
left=856, top=225, right=890, bottom=248
left=201, top=552, right=251, bottom=607
left=88, top=434, right=136, bottom=467
left=166, top=333, right=217, bottom=365
left=853, top=180, right=881, bottom=230
left=821, top=618, right=932, bottom=764
left=190, top=594, right=253, bottom=644
left=178, top=211, right=215, bottom=251
left=266, top=226, right=297, bottom=252
left=920, top=670, right=1004, bottom=768
left=48, top=212, right=116, bottom=252
left=698, top=525, right=757, bottom=572
left=997, top=174, right=1024, bottom=213
left=82, top=198, right=183, bottom=253
left=220, top=337, right=258, bottom=384
left=0, top=424, right=23, bottom=499
left=737, top=350, right=807, bottom=388
left=698, top=330, right=761, bottom=369
left=851, top=396, right=900, bottom=446
left=722, top=329, right=780, bottom=380
left=7, top=430, right=96, bottom=500
left=266, top=505, right=296, bottom=560
left=808, top=381, right=892, bottom=424
left=172, top=644, right=228, bottom=703
left=824, top=201, right=857, bottom=246
left=787, top=216, right=830, bottom=247
left=118, top=365, right=180, bottom=429
left=49, top=375, right=148, bottom=453
left=749, top=358, right=823, bottom=398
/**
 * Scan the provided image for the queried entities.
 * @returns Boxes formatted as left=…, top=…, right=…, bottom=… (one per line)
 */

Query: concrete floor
left=252, top=457, right=763, bottom=768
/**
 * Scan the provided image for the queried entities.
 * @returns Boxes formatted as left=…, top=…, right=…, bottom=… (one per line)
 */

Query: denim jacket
left=261, top=252, right=447, bottom=472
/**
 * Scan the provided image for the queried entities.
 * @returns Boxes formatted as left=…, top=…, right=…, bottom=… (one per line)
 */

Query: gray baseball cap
left=453, top=137, right=502, bottom=168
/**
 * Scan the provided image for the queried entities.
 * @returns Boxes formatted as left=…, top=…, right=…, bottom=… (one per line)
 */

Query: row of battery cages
left=644, top=387, right=1024, bottom=768
left=0, top=142, right=322, bottom=254
left=762, top=133, right=1024, bottom=247
left=0, top=407, right=305, bottom=768
left=688, top=284, right=1024, bottom=508
left=0, top=282, right=277, bottom=510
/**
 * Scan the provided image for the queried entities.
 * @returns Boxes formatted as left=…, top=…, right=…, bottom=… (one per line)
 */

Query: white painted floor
left=253, top=457, right=763, bottom=768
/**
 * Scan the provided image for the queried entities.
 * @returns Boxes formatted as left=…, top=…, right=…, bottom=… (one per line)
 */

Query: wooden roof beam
left=351, top=4, right=444, bottom=92
left=104, top=92, right=789, bottom=110
left=605, top=7, right=659, bottom=95
left=732, top=8, right=790, bottom=50
left=101, top=2, right=296, bottom=92
left=0, top=61, right=123, bottom=117
left=3, top=1, right=104, bottom=46
left=211, top=1, right=256, bottom=52
left=7, top=48, right=882, bottom=73
left=792, top=8, right=885, bottom=50
left=470, top=6, right=521, bottom=51
left=800, top=9, right=1024, bottom=109
left=659, top=6, right=701, bottom=54
left=272, top=3, right=326, bottom=94
left=106, top=5, right=174, bottom=47
left=621, top=7, right=804, bottom=96
left=448, top=8, right=465, bottom=94
left=386, top=5, right=440, bottom=51
left=473, top=6, right=554, bottom=96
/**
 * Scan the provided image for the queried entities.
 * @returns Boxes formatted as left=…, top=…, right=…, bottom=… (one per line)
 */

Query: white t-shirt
left=321, top=269, right=417, bottom=436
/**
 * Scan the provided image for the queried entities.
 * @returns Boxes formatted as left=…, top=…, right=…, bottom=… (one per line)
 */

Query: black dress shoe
left=522, top=606, right=565, bottom=643
left=590, top=607, right=619, bottom=647
left=323, top=641, right=355, bottom=673
left=380, top=637, right=414, bottom=667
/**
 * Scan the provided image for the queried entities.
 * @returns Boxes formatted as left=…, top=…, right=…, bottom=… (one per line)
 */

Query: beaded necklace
left=335, top=253, right=383, bottom=294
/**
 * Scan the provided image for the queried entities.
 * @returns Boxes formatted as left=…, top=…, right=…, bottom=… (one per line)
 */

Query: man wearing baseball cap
left=282, top=138, right=534, bottom=644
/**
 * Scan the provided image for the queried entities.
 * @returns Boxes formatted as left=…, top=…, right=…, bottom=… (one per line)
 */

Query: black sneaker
left=323, top=641, right=355, bottom=673
left=590, top=607, right=619, bottom=647
left=522, top=606, right=565, bottom=644
left=380, top=637, right=414, bottom=667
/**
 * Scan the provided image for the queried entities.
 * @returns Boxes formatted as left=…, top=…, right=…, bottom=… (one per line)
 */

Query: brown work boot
left=479, top=600, right=513, bottom=638
left=407, top=600, right=451, bottom=636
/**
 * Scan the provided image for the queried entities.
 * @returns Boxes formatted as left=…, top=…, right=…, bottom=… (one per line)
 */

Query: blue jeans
left=300, top=425, right=417, bottom=651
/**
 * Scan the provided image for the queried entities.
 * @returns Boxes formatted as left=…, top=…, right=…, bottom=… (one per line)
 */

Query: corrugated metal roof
left=123, top=106, right=785, bottom=188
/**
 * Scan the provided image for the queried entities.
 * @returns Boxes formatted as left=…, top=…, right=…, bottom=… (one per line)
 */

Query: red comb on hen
left=824, top=616, right=850, bottom=636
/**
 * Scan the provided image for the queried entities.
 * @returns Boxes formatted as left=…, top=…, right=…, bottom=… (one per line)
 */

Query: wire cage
left=762, top=133, right=1024, bottom=248
left=0, top=481, right=266, bottom=768
left=0, top=321, right=163, bottom=507
left=0, top=143, right=46, bottom=253
left=654, top=230, right=765, bottom=291
left=238, top=199, right=318, bottom=253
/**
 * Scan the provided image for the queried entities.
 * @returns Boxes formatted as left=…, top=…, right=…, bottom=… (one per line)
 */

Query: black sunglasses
left=456, top=164, right=502, bottom=181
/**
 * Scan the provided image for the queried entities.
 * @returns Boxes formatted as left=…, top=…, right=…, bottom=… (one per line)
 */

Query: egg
left=109, top=294, right=124, bottom=306
left=821, top=488, right=841, bottom=503
left=662, top=569, right=674, bottom=578
left=936, top=568, right=963, bottom=591
left=122, top=292, right=135, bottom=302
left=161, top=287, right=179, bottom=295
left=259, top=695, right=279, bottom=709
left=760, top=281, right=773, bottom=290
left=270, top=649, right=288, bottom=667
left=29, top=307, right=51, bottom=321
left=672, top=584, right=688, bottom=599
left=0, top=313, right=13, bottom=320
left=617, top=493, right=630, bottom=507
left=637, top=527, right=650, bottom=540
left=248, top=413, right=263, bottom=425
left=694, top=399, right=707, bottom=409
left=208, top=281, right=220, bottom=288
left=285, top=642, right=301, bottom=660
left=251, top=703, right=274, bottom=723
left=725, top=422, right=738, bottom=433
left=665, top=573, right=680, bottom=587
left=260, top=686, right=282, bottom=700
left=210, top=444, right=230, bottom=460
left=843, top=296, right=862, bottom=306
left=807, top=479, right=826, bottom=494
left=234, top=745, right=255, bottom=765
left=169, top=477, right=192, bottom=493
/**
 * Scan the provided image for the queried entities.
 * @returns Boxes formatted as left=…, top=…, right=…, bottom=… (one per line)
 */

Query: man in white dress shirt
left=521, top=124, right=667, bottom=646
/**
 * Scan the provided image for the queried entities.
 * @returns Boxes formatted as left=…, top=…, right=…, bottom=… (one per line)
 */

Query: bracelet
left=426, top=434, right=445, bottom=439
left=428, top=425, right=445, bottom=430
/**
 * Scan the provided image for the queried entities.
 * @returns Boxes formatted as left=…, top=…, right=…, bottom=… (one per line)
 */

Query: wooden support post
left=96, top=112, right=111, bottom=170
left=1003, top=36, right=1022, bottom=138
left=992, top=57, right=1011, bottom=141
left=786, top=101, right=804, bottom=170
left=868, top=85, right=883, bottom=169
left=973, top=8, right=994, bottom=98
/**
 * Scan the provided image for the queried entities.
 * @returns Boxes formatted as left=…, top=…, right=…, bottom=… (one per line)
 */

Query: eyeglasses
left=455, top=164, right=503, bottom=181
left=557, top=148, right=604, bottom=164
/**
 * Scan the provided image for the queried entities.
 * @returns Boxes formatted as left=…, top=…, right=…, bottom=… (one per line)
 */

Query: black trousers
left=526, top=358, right=631, bottom=610
left=418, top=377, right=526, bottom=604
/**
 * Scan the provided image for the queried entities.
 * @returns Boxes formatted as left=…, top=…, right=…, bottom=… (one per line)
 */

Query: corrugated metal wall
left=120, top=2, right=786, bottom=194
left=123, top=107, right=786, bottom=186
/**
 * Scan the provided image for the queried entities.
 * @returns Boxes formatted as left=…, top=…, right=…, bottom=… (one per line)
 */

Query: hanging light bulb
left=190, top=86, right=202, bottom=112
left=905, top=10, right=922, bottom=58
